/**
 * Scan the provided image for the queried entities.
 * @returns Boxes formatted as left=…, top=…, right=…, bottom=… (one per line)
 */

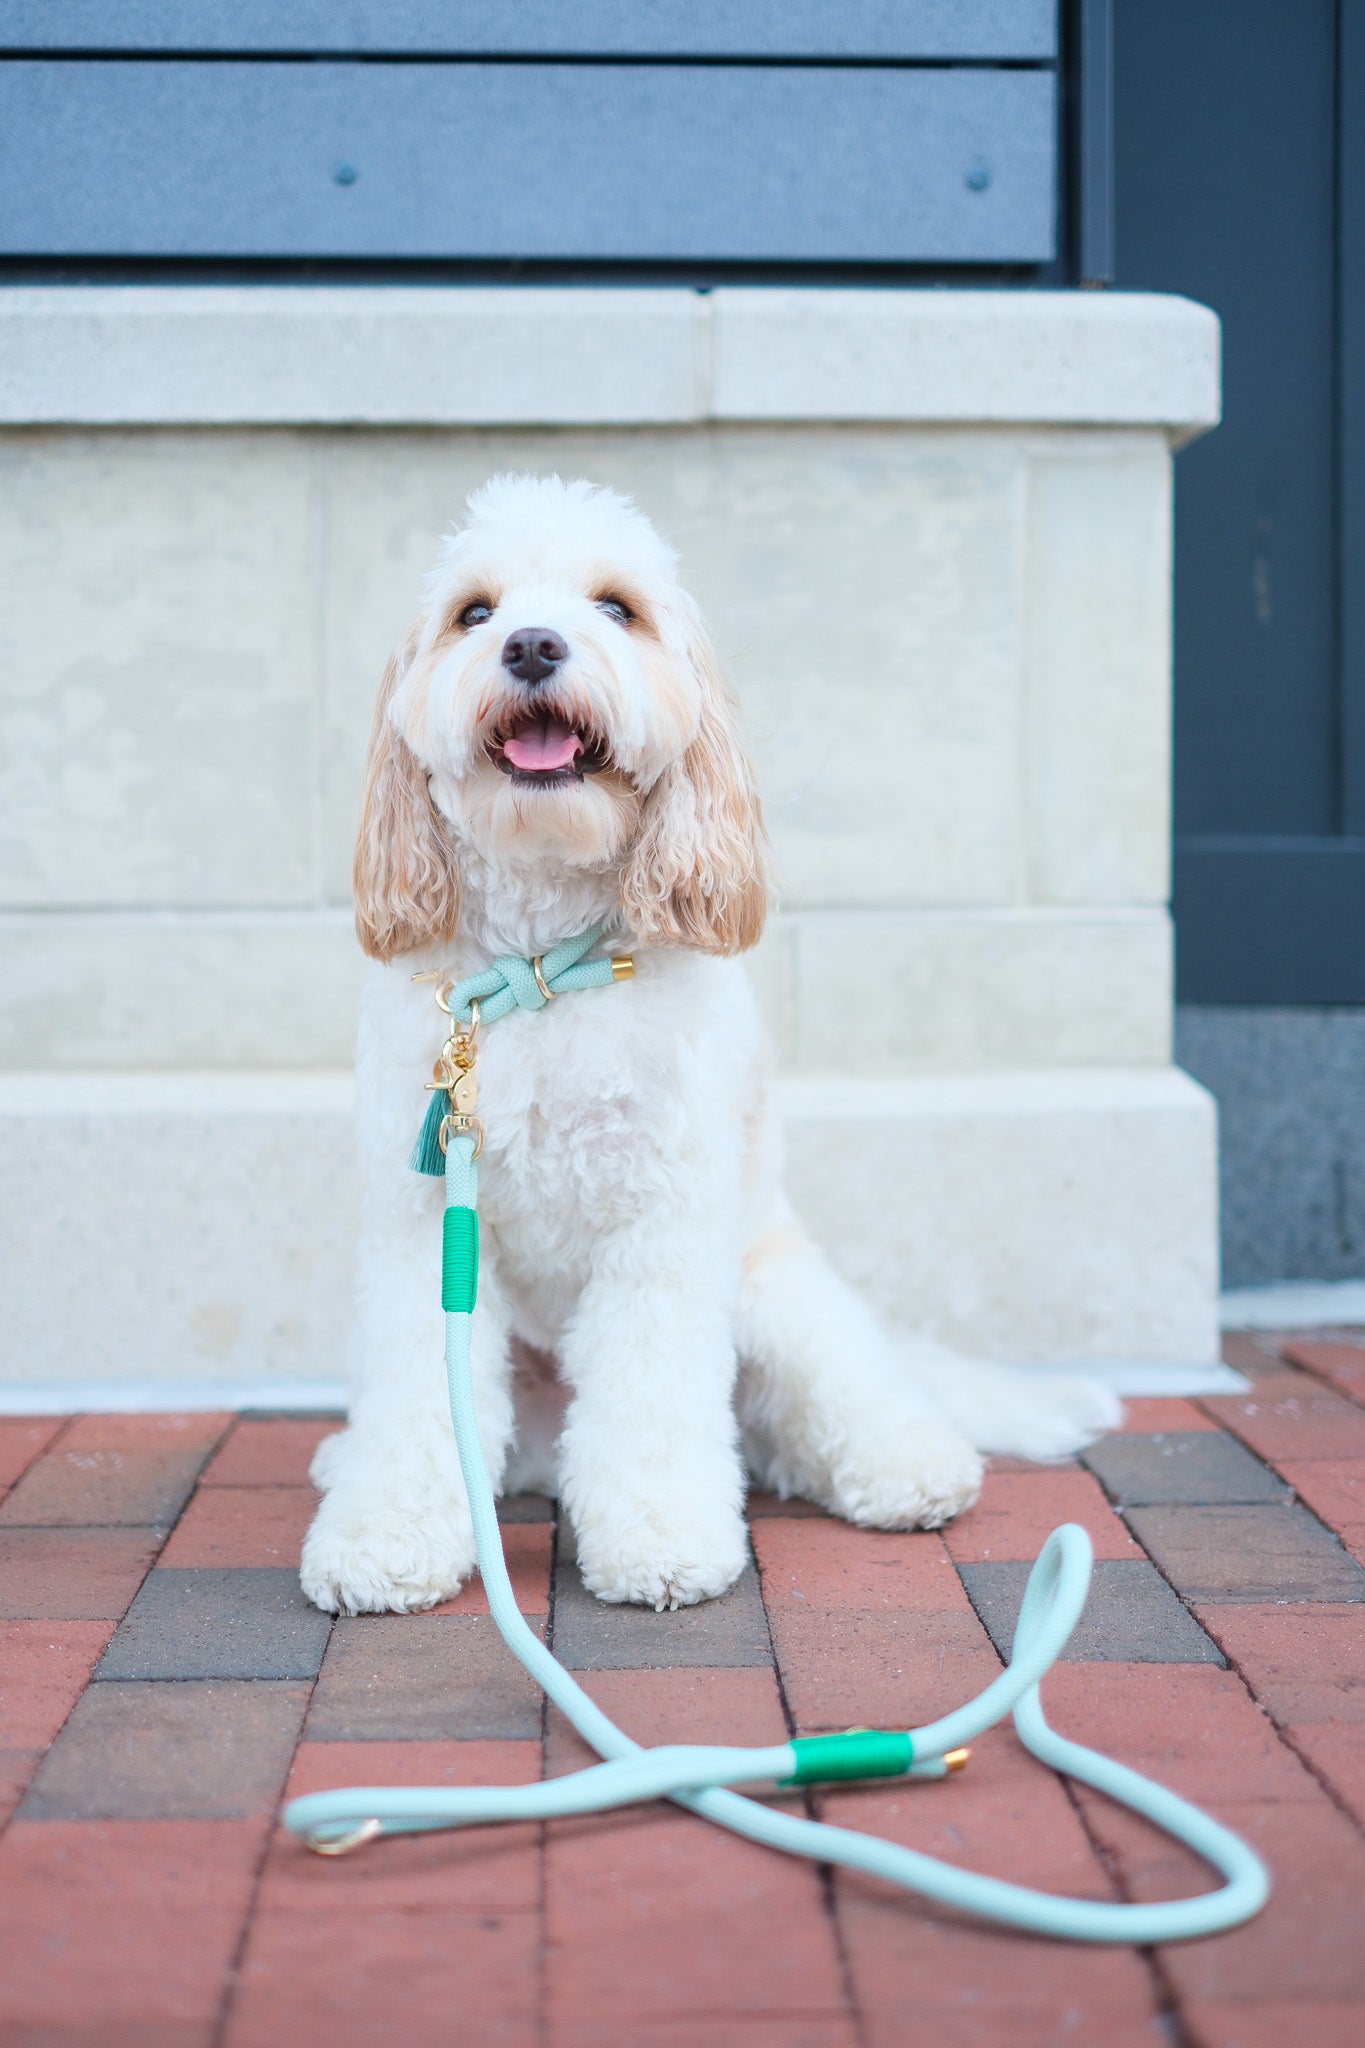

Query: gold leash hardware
left=611, top=956, right=635, bottom=981
left=531, top=954, right=556, bottom=1002
left=307, top=1817, right=383, bottom=1857
left=420, top=991, right=485, bottom=1157
left=943, top=1748, right=971, bottom=1773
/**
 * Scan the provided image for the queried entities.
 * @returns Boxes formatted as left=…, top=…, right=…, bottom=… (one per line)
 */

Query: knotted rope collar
left=433, top=921, right=632, bottom=1029
left=408, top=922, right=633, bottom=1175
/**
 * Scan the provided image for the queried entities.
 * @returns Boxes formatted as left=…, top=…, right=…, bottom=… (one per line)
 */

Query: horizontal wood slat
left=0, top=1, right=1060, bottom=62
left=0, top=60, right=1056, bottom=262
left=1175, top=840, right=1365, bottom=1003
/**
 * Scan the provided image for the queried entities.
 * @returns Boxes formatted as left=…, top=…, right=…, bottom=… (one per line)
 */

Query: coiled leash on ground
left=286, top=927, right=1270, bottom=1942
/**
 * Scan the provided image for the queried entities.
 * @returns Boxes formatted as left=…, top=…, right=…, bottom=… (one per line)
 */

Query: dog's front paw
left=300, top=1485, right=476, bottom=1615
left=825, top=1420, right=984, bottom=1531
left=573, top=1501, right=749, bottom=1611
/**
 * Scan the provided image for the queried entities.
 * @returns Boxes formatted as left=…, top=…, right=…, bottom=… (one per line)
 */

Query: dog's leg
left=300, top=1173, right=515, bottom=1615
left=735, top=1213, right=986, bottom=1528
left=557, top=1235, right=749, bottom=1611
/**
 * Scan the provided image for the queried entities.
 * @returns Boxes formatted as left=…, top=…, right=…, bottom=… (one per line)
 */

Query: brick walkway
left=2, top=1335, right=1364, bottom=2047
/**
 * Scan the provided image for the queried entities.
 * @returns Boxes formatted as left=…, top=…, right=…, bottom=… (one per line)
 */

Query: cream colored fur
left=301, top=476, right=1119, bottom=1617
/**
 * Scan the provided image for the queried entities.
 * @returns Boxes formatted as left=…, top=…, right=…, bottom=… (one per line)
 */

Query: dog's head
left=354, top=475, right=768, bottom=960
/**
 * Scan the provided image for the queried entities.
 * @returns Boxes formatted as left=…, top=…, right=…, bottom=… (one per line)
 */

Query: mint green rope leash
left=287, top=937, right=1270, bottom=1942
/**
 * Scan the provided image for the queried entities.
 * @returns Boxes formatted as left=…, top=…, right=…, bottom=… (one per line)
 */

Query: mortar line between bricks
left=1193, top=1607, right=1365, bottom=1845
left=1094, top=1509, right=1225, bottom=1651
left=1058, top=1765, right=1188, bottom=2041
left=210, top=1618, right=336, bottom=2048
left=1198, top=1337, right=1365, bottom=1550
left=1146, top=1954, right=1199, bottom=2048
left=14, top=1412, right=79, bottom=1489
left=535, top=1498, right=562, bottom=2048
left=1095, top=1411, right=1365, bottom=1878
left=0, top=1515, right=177, bottom=1846
left=1094, top=1410, right=1365, bottom=1604
left=1270, top=1722, right=1365, bottom=1840
left=1295, top=1370, right=1365, bottom=1415
left=1279, top=1336, right=1365, bottom=1412
left=950, top=1538, right=1192, bottom=2039
left=753, top=1518, right=870, bottom=2048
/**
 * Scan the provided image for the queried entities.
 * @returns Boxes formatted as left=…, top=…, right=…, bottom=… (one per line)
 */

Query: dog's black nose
left=501, top=628, right=567, bottom=686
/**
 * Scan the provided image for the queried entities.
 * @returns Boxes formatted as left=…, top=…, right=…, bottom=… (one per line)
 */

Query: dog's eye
left=458, top=599, right=494, bottom=628
left=594, top=595, right=633, bottom=625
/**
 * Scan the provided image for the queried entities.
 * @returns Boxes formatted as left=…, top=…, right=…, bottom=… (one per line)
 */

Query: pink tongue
left=503, top=714, right=583, bottom=772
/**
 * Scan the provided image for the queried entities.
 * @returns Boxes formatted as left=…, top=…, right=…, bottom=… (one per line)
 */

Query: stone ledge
left=0, top=1065, right=1218, bottom=1382
left=0, top=286, right=1219, bottom=438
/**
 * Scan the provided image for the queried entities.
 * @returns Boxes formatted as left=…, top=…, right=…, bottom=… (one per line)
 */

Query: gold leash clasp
left=307, top=1817, right=383, bottom=1857
left=414, top=981, right=485, bottom=1157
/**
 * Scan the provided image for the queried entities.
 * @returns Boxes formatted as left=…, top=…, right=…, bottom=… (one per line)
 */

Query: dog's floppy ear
left=353, top=627, right=460, bottom=962
left=620, top=603, right=769, bottom=955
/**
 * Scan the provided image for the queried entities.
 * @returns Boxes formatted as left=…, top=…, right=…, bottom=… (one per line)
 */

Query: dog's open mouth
left=490, top=712, right=609, bottom=785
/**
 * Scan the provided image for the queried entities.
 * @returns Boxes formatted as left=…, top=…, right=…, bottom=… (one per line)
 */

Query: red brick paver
left=1203, top=1374, right=1365, bottom=1463
left=0, top=1818, right=267, bottom=2045
left=0, top=1416, right=67, bottom=1489
left=1, top=1332, right=1363, bottom=2045
left=1119, top=1395, right=1221, bottom=1433
left=1280, top=1339, right=1365, bottom=1408
left=0, top=1412, right=231, bottom=1527
left=199, top=1418, right=343, bottom=1489
left=942, top=1463, right=1145, bottom=1561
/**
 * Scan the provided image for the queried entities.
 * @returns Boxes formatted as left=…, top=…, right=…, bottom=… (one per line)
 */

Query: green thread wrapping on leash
left=441, top=1206, right=479, bottom=1314
left=783, top=1731, right=913, bottom=1785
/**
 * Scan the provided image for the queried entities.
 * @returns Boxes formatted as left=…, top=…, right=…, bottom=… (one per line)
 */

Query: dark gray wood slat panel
left=0, top=61, right=1056, bottom=262
left=1072, top=0, right=1113, bottom=286
left=1116, top=0, right=1339, bottom=851
left=0, top=1, right=1059, bottom=61
left=1173, top=841, right=1365, bottom=1004
left=1341, top=0, right=1365, bottom=836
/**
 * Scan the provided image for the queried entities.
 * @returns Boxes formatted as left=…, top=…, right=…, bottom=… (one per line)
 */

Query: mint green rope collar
left=409, top=923, right=627, bottom=1176
left=444, top=920, right=622, bottom=1026
left=288, top=938, right=1270, bottom=1943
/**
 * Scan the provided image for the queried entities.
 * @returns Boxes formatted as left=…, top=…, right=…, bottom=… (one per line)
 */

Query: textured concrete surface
left=0, top=1066, right=1220, bottom=1381
left=1178, top=1005, right=1365, bottom=1286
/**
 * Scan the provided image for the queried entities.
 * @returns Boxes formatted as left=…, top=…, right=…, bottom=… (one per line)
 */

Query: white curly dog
left=302, top=475, right=1119, bottom=1617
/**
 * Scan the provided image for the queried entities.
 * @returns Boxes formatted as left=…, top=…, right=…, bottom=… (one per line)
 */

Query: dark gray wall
left=1177, top=1010, right=1365, bottom=1286
left=1114, top=0, right=1365, bottom=1006
left=1116, top=3, right=1365, bottom=1287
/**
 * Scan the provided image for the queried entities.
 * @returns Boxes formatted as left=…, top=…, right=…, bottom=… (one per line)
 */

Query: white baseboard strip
left=0, top=1363, right=1247, bottom=1416
left=0, top=1378, right=349, bottom=1416
left=1220, top=1281, right=1365, bottom=1331
left=1007, top=1361, right=1248, bottom=1396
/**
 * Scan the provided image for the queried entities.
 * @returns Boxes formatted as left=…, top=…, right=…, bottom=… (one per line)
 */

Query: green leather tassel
left=409, top=1090, right=448, bottom=1177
